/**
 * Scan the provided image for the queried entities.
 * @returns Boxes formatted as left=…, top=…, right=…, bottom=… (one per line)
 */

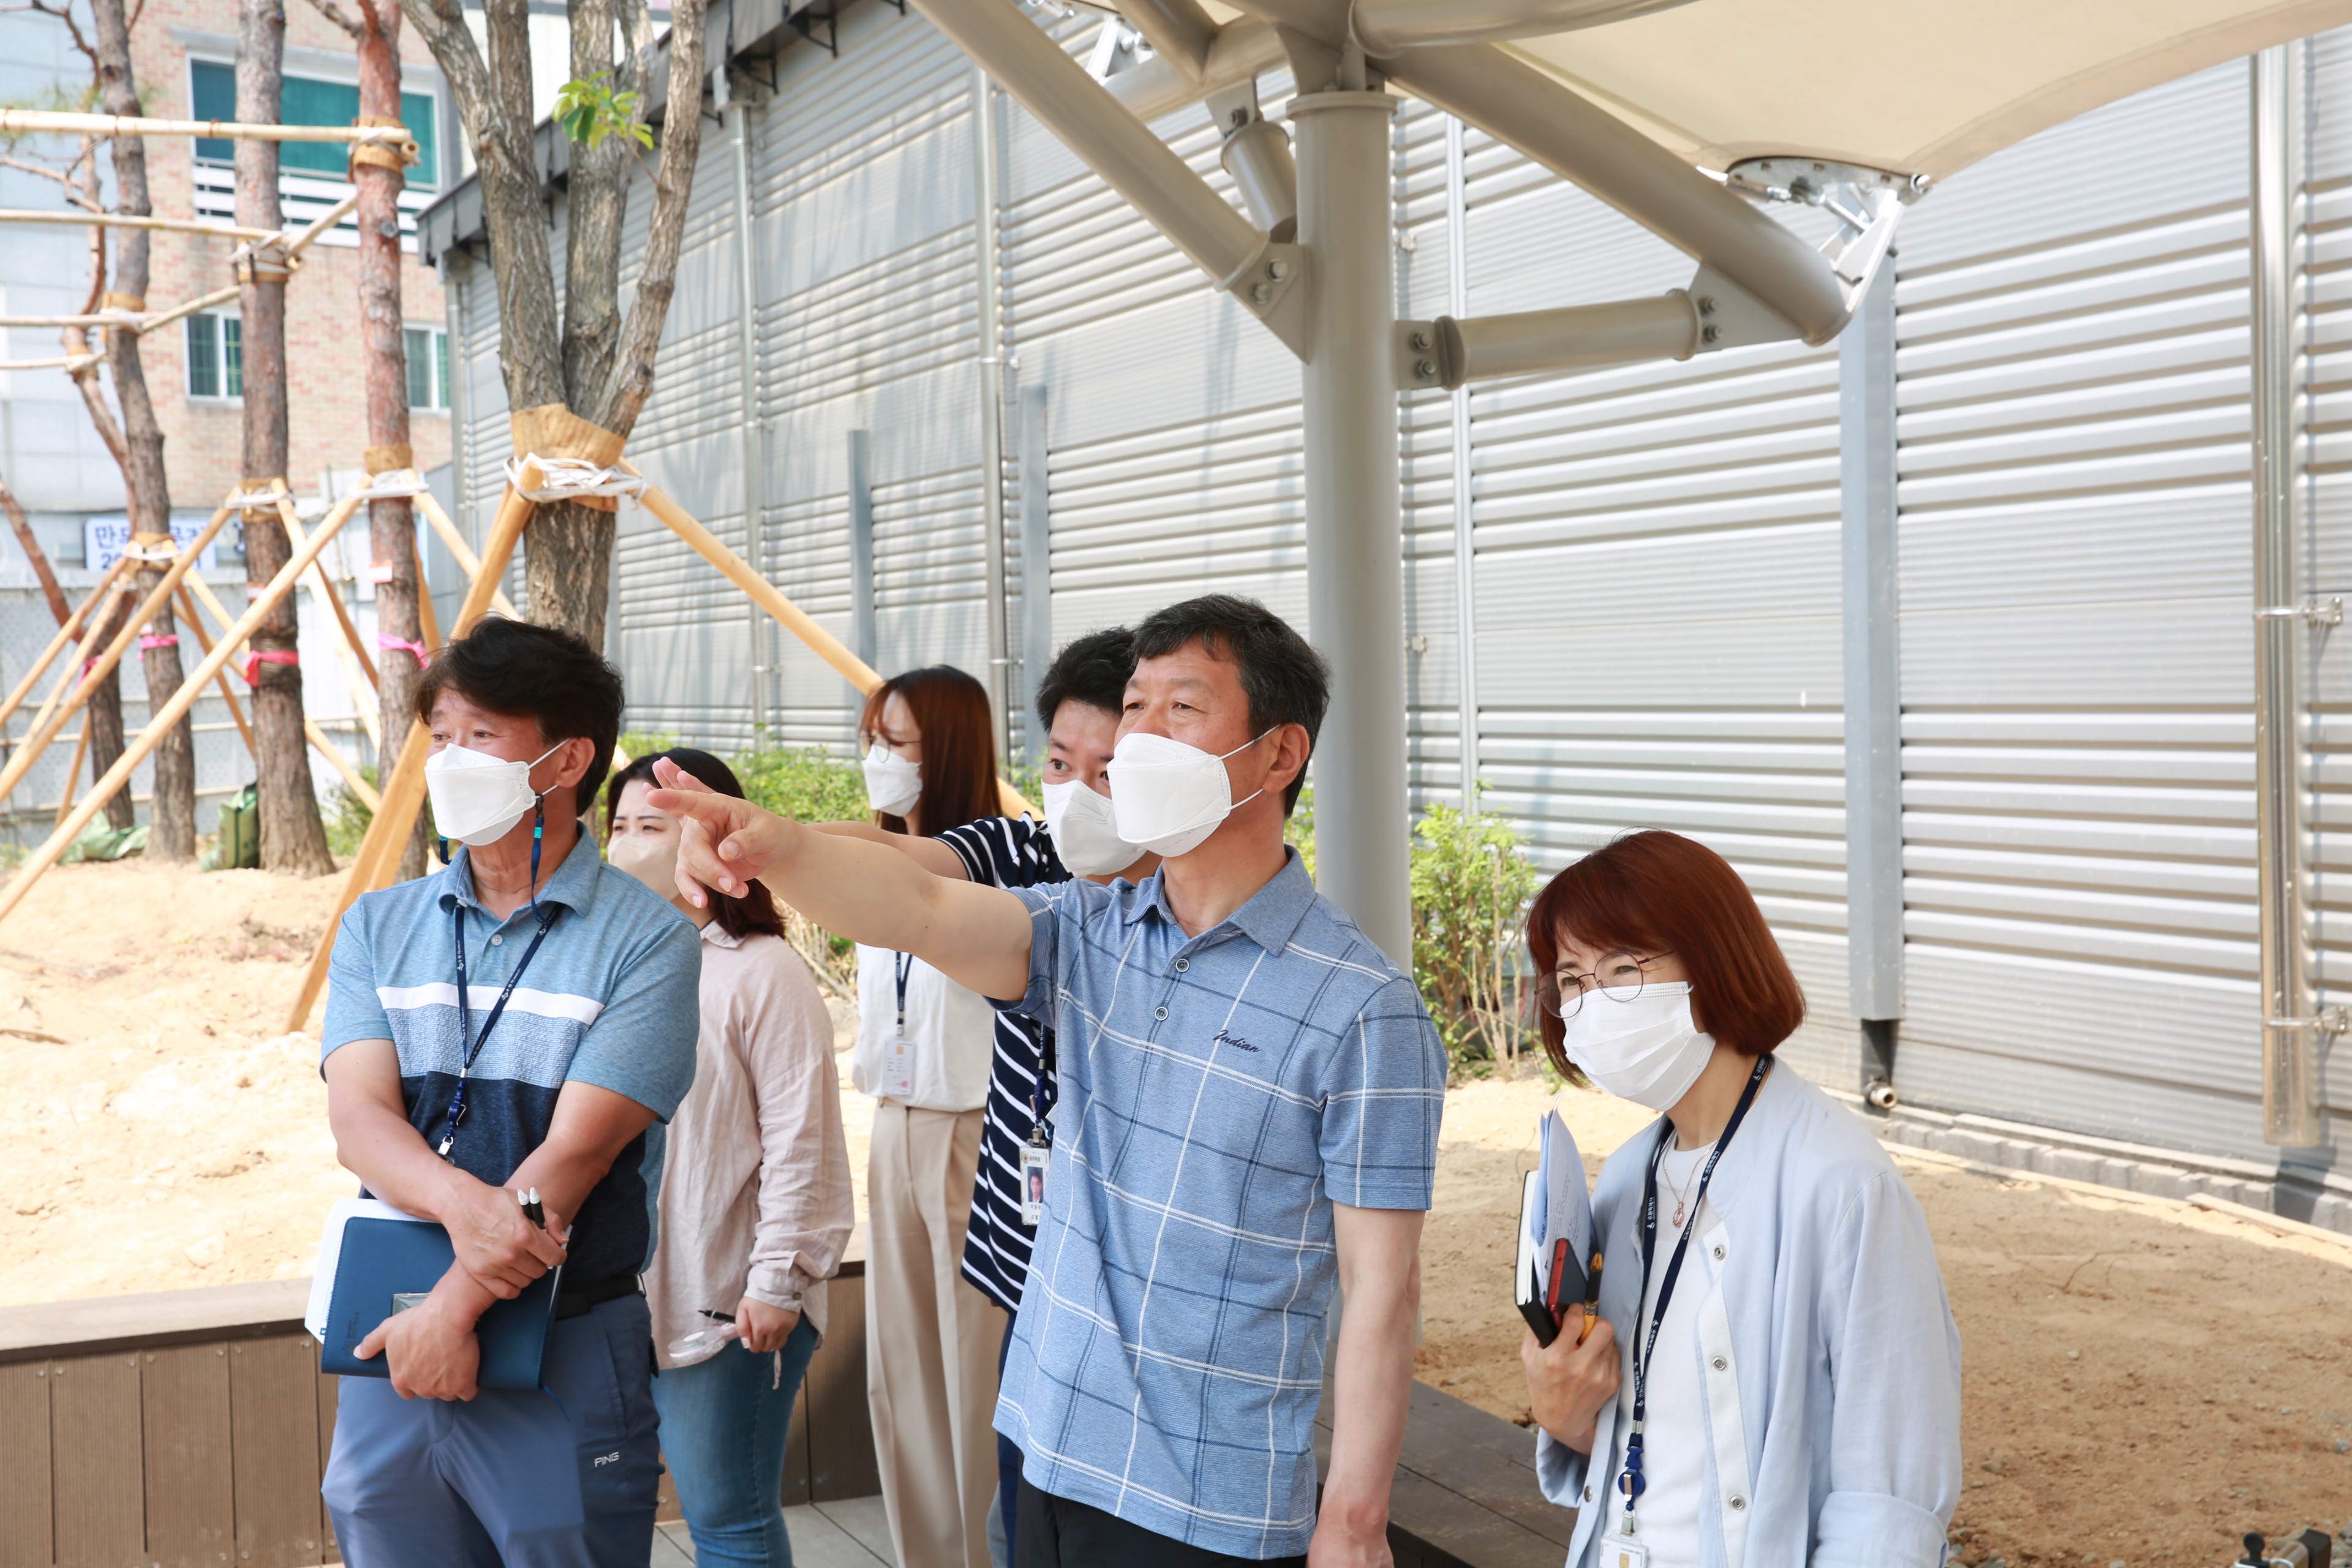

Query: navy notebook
left=317, top=1212, right=562, bottom=1390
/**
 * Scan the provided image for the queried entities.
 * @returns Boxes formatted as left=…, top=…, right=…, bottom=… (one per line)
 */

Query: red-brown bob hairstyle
left=1525, top=830, right=1805, bottom=1084
left=859, top=665, right=1000, bottom=838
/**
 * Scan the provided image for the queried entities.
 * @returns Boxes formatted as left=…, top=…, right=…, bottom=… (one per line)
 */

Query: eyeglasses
left=1535, top=951, right=1676, bottom=1019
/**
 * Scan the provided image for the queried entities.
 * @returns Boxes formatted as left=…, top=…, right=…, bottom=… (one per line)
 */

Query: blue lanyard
left=1616, top=1055, right=1771, bottom=1523
left=437, top=900, right=557, bottom=1158
left=892, top=951, right=913, bottom=1033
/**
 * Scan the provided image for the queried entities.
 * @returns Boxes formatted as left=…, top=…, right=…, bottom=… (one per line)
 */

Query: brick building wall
left=123, top=0, right=450, bottom=511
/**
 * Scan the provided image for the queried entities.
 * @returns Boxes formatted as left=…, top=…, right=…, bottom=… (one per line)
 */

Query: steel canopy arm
left=1115, top=0, right=1217, bottom=81
left=1378, top=42, right=1849, bottom=343
left=911, top=0, right=1312, bottom=353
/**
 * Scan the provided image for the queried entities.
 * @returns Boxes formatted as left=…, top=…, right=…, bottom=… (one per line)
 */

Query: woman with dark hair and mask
left=845, top=664, right=1009, bottom=1568
left=606, top=748, right=852, bottom=1568
left=1518, top=829, right=1962, bottom=1568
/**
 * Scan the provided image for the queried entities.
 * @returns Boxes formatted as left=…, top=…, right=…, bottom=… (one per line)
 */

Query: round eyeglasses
left=1535, top=951, right=1676, bottom=1020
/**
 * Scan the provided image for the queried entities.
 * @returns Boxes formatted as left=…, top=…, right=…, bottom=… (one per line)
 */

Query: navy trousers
left=321, top=1294, right=662, bottom=1568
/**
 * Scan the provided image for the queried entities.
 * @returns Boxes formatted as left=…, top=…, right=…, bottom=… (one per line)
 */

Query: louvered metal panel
left=2302, top=33, right=2352, bottom=1119
left=1891, top=61, right=2266, bottom=1155
left=1457, top=138, right=1855, bottom=1084
left=1396, top=98, right=1465, bottom=810
left=614, top=160, right=764, bottom=746
left=748, top=3, right=984, bottom=745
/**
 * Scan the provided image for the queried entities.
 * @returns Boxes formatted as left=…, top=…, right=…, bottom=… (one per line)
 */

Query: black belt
left=556, top=1275, right=642, bottom=1321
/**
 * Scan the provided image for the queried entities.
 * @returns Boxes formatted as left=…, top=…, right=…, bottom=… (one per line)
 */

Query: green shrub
left=1283, top=784, right=1315, bottom=880
left=1409, top=793, right=1538, bottom=1072
left=327, top=764, right=379, bottom=860
left=726, top=740, right=867, bottom=995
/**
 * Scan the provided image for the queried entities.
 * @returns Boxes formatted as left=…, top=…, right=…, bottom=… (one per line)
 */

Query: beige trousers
left=865, top=1101, right=1006, bottom=1568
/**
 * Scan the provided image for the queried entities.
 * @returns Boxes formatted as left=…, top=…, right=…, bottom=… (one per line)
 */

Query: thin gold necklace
left=1664, top=1144, right=1709, bottom=1228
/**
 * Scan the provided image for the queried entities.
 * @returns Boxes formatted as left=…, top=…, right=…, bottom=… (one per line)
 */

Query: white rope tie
left=120, top=541, right=181, bottom=564
left=351, top=469, right=430, bottom=502
left=503, top=454, right=646, bottom=505
left=225, top=489, right=283, bottom=511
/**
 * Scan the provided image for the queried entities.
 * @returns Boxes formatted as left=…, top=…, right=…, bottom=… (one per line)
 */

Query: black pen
left=519, top=1186, right=545, bottom=1229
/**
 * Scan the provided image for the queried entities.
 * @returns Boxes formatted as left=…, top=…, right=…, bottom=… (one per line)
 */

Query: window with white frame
left=187, top=59, right=440, bottom=243
left=406, top=326, right=450, bottom=410
left=186, top=310, right=242, bottom=399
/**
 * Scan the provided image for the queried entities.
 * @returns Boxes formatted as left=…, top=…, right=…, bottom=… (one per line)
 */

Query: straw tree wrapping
left=89, top=0, right=198, bottom=858
left=239, top=0, right=339, bottom=876
left=403, top=0, right=710, bottom=647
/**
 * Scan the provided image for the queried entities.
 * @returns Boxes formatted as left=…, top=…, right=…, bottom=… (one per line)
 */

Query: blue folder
left=318, top=1214, right=562, bottom=1390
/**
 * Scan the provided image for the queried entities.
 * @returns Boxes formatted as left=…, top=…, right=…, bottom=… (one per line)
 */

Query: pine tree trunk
left=522, top=499, right=614, bottom=647
left=90, top=0, right=197, bottom=859
left=355, top=0, right=429, bottom=879
left=237, top=0, right=337, bottom=876
left=83, top=589, right=135, bottom=831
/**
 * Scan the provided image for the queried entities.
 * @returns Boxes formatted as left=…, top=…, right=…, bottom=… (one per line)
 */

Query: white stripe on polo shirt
left=375, top=981, right=607, bottom=1025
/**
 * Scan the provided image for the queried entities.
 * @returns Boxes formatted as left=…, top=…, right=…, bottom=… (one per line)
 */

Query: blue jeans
left=651, top=1315, right=820, bottom=1568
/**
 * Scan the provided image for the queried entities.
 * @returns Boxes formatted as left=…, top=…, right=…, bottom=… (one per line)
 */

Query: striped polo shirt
left=322, top=829, right=703, bottom=1286
left=993, top=851, right=1448, bottom=1559
left=937, top=815, right=1067, bottom=1314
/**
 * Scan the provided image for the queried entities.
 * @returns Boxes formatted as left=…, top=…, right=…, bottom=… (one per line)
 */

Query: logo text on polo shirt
left=1213, top=1029, right=1258, bottom=1052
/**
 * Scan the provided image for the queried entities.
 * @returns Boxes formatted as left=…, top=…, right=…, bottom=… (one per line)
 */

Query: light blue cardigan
left=1536, top=1061, right=1963, bottom=1568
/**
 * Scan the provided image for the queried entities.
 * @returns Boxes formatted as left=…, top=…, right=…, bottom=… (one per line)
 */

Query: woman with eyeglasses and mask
left=1519, top=830, right=1961, bottom=1568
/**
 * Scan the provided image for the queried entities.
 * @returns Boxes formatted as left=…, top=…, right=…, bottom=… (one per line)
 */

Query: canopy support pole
left=1294, top=86, right=1411, bottom=967
left=2253, top=40, right=2331, bottom=1147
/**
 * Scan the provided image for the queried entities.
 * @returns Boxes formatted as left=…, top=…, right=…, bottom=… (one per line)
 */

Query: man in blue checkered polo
left=651, top=595, right=1447, bottom=1568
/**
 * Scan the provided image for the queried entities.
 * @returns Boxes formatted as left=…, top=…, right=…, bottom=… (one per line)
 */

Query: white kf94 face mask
left=607, top=830, right=679, bottom=900
left=1105, top=728, right=1273, bottom=859
left=1558, top=982, right=1717, bottom=1113
left=862, top=743, right=922, bottom=818
left=424, top=741, right=565, bottom=848
left=1042, top=778, right=1144, bottom=877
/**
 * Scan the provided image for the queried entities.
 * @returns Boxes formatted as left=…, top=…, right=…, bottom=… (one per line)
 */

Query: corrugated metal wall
left=1891, top=62, right=2264, bottom=1153
left=430, top=6, right=2352, bottom=1167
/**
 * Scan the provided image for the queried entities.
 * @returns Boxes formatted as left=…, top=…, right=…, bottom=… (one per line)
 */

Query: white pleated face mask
left=607, top=829, right=679, bottom=899
left=1558, top=982, right=1717, bottom=1112
left=862, top=743, right=922, bottom=817
left=1042, top=778, right=1144, bottom=877
left=1105, top=728, right=1273, bottom=859
left=424, top=741, right=564, bottom=848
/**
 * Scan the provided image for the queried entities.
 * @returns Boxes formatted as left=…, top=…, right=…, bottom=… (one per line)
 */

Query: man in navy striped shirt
left=817, top=626, right=1161, bottom=1559
left=655, top=596, right=1446, bottom=1568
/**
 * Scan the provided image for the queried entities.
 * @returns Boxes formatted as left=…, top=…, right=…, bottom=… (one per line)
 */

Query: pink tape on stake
left=376, top=633, right=431, bottom=666
left=239, top=649, right=300, bottom=685
left=138, top=633, right=179, bottom=650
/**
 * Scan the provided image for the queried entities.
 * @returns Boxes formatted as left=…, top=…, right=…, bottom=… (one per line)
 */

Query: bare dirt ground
left=6, top=862, right=2351, bottom=1564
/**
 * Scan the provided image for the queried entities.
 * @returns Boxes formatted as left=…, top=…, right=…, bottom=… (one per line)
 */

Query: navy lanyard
left=1030, top=1030, right=1057, bottom=1142
left=437, top=900, right=558, bottom=1158
left=1616, top=1055, right=1771, bottom=1521
left=892, top=951, right=913, bottom=1033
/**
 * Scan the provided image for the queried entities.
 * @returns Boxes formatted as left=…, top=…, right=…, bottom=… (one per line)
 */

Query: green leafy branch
left=554, top=72, right=658, bottom=183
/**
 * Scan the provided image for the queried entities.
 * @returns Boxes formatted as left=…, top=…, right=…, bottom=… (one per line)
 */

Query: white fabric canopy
left=1505, top=0, right=2352, bottom=180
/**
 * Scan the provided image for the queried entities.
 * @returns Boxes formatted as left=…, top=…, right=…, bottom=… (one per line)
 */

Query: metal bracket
left=2266, top=1006, right=2351, bottom=1033
left=1229, top=241, right=1311, bottom=357
left=2255, top=597, right=2344, bottom=626
left=1396, top=320, right=1442, bottom=388
left=1686, top=266, right=1799, bottom=353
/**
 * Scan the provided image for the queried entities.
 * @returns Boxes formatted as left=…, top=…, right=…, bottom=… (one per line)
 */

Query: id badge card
left=1019, top=1140, right=1049, bottom=1227
left=1602, top=1530, right=1647, bottom=1568
left=881, top=1033, right=917, bottom=1100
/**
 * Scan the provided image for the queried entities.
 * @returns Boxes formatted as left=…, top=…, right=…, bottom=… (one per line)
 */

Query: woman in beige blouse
left=605, top=747, right=853, bottom=1568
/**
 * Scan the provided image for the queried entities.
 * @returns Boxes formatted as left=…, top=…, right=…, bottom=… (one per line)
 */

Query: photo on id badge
left=883, top=1033, right=916, bottom=1100
left=1606, top=1537, right=1646, bottom=1568
left=1020, top=1141, right=1048, bottom=1226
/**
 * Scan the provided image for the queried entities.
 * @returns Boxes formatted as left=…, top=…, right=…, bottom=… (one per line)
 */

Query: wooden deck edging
left=0, top=1251, right=1576, bottom=1568
left=0, top=1246, right=874, bottom=1568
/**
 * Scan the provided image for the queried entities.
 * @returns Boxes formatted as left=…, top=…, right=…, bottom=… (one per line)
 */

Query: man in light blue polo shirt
left=652, top=595, right=1447, bottom=1567
left=318, top=617, right=701, bottom=1568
